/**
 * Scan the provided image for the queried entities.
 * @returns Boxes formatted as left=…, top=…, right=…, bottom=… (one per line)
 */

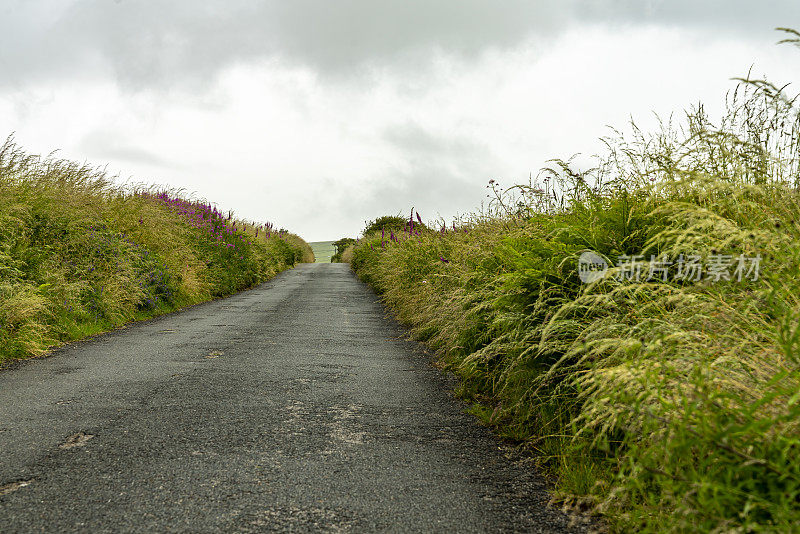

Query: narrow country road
left=0, top=264, right=584, bottom=533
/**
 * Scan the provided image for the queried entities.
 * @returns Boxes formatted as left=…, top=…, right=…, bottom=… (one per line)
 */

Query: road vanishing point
left=0, top=264, right=586, bottom=533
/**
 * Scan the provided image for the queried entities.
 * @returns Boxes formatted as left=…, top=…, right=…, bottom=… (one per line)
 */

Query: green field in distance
left=309, top=241, right=336, bottom=263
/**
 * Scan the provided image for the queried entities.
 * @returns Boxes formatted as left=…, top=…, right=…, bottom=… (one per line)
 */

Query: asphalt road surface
left=0, top=263, right=586, bottom=533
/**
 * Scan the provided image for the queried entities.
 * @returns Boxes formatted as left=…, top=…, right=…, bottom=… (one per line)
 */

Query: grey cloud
left=294, top=122, right=496, bottom=238
left=382, top=122, right=492, bottom=160
left=314, top=161, right=485, bottom=239
left=366, top=160, right=485, bottom=214
left=357, top=161, right=489, bottom=235
left=589, top=0, right=799, bottom=34
left=2, top=1, right=798, bottom=90
left=348, top=124, right=497, bottom=226
left=78, top=130, right=173, bottom=168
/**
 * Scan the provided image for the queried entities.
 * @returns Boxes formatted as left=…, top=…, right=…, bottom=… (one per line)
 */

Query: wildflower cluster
left=142, top=192, right=286, bottom=250
left=361, top=208, right=469, bottom=265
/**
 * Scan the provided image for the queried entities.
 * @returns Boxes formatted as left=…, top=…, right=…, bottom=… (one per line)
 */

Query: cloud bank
left=1, top=1, right=798, bottom=240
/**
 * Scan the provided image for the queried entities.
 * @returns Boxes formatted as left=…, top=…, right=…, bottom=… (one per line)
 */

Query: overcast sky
left=1, top=1, right=798, bottom=241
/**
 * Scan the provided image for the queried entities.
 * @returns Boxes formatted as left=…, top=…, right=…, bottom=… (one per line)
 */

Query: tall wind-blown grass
left=349, top=32, right=800, bottom=532
left=0, top=139, right=312, bottom=364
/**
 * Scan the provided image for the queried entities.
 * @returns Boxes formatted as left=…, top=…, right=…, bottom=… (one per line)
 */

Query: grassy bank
left=348, top=37, right=800, bottom=532
left=0, top=139, right=313, bottom=365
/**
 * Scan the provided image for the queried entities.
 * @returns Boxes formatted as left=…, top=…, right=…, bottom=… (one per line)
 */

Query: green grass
left=0, top=138, right=313, bottom=365
left=309, top=241, right=336, bottom=263
left=348, top=30, right=800, bottom=533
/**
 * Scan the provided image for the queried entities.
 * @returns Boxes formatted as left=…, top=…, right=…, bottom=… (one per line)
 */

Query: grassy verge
left=0, top=139, right=313, bottom=365
left=348, top=34, right=800, bottom=532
